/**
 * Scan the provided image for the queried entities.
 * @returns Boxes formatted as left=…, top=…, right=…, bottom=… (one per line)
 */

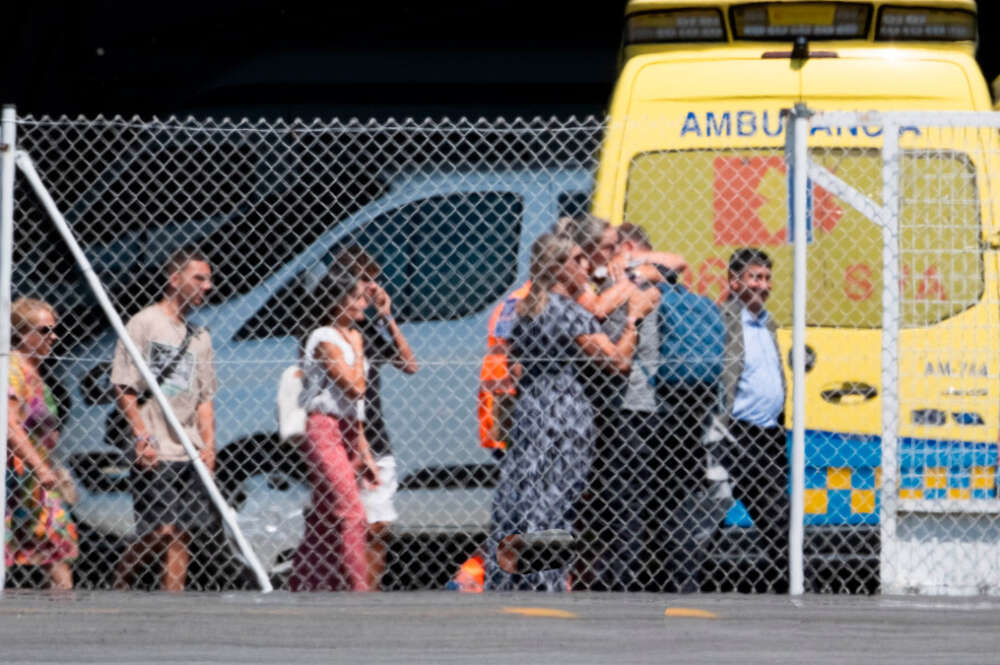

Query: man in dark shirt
left=335, top=247, right=418, bottom=591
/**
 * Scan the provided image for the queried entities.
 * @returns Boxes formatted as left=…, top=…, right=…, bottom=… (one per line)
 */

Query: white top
left=276, top=365, right=307, bottom=441
left=301, top=326, right=368, bottom=421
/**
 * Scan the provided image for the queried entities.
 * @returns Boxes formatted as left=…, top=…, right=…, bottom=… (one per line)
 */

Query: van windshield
left=625, top=148, right=982, bottom=328
left=233, top=191, right=524, bottom=340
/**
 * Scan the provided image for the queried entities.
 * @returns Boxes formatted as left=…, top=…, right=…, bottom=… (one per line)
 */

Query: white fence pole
left=879, top=122, right=902, bottom=594
left=788, top=103, right=809, bottom=596
left=13, top=150, right=274, bottom=593
left=0, top=105, right=17, bottom=596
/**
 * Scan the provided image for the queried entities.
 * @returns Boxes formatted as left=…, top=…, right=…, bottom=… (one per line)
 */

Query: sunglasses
left=32, top=325, right=57, bottom=336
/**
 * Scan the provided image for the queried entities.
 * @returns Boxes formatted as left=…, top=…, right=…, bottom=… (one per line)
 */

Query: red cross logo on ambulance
left=712, top=155, right=842, bottom=246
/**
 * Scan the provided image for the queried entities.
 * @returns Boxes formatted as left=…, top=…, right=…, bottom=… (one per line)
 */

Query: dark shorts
left=131, top=461, right=217, bottom=536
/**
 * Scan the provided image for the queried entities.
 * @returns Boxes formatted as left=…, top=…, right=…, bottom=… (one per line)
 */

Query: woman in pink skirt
left=290, top=271, right=379, bottom=591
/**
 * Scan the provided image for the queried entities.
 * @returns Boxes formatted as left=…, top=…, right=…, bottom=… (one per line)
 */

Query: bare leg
left=365, top=521, right=390, bottom=591
left=113, top=533, right=161, bottom=590
left=48, top=561, right=73, bottom=590
left=160, top=525, right=190, bottom=592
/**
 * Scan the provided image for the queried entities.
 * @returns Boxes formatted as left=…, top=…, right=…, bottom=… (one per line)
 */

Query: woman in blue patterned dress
left=484, top=233, right=647, bottom=591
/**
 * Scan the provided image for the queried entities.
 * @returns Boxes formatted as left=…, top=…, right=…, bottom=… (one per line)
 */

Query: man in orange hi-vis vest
left=477, top=281, right=531, bottom=455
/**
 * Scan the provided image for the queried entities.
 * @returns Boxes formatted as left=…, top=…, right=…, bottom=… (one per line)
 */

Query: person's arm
left=372, top=285, right=418, bottom=374
left=576, top=322, right=638, bottom=374
left=630, top=284, right=661, bottom=318
left=115, top=385, right=157, bottom=468
left=381, top=316, right=418, bottom=374
left=632, top=250, right=688, bottom=272
left=612, top=250, right=688, bottom=284
left=7, top=397, right=59, bottom=489
left=197, top=401, right=215, bottom=472
left=353, top=424, right=380, bottom=489
left=110, top=319, right=160, bottom=467
left=317, top=339, right=366, bottom=399
left=577, top=279, right=636, bottom=319
left=575, top=285, right=657, bottom=373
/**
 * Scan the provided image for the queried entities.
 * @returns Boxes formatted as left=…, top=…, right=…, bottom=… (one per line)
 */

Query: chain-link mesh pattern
left=814, top=116, right=1000, bottom=597
left=4, top=112, right=999, bottom=594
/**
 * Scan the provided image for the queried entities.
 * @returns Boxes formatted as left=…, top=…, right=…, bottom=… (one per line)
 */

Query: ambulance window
left=362, top=191, right=523, bottom=322
left=624, top=149, right=982, bottom=328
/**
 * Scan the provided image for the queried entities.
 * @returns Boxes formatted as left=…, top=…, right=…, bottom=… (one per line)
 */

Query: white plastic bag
left=276, top=365, right=307, bottom=441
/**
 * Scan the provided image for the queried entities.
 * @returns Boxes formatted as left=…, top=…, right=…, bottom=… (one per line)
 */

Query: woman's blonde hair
left=11, top=297, right=57, bottom=346
left=517, top=233, right=576, bottom=319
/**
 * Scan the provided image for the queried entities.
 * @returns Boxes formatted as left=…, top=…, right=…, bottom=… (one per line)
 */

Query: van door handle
left=820, top=382, right=878, bottom=404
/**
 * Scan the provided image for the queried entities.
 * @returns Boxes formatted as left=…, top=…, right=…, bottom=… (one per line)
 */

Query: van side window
left=386, top=192, right=522, bottom=321
left=558, top=191, right=591, bottom=219
left=235, top=191, right=523, bottom=340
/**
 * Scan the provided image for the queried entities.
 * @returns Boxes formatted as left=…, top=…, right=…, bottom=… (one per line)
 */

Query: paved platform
left=1, top=591, right=998, bottom=664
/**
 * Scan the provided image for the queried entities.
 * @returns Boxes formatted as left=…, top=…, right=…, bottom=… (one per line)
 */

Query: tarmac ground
left=2, top=591, right=1000, bottom=665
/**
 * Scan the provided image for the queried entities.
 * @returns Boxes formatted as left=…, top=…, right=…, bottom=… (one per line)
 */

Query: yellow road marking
left=502, top=607, right=578, bottom=619
left=664, top=607, right=718, bottom=619
left=244, top=608, right=311, bottom=616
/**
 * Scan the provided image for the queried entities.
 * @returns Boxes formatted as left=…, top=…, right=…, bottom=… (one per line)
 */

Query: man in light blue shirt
left=731, top=306, right=785, bottom=428
left=718, top=248, right=789, bottom=592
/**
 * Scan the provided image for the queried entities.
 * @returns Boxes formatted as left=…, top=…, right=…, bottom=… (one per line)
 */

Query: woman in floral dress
left=484, top=233, right=648, bottom=591
left=6, top=298, right=78, bottom=589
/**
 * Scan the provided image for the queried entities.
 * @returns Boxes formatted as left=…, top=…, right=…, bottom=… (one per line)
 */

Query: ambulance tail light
left=731, top=3, right=871, bottom=40
left=624, top=9, right=726, bottom=44
left=875, top=7, right=976, bottom=42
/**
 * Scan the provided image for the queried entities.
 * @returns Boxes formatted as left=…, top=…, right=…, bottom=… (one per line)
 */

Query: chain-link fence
left=801, top=111, right=1000, bottom=596
left=3, top=110, right=1000, bottom=595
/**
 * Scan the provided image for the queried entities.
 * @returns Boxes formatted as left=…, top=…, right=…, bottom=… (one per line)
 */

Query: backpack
left=651, top=282, right=725, bottom=389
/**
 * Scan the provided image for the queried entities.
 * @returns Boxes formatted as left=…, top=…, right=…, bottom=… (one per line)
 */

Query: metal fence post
left=788, top=102, right=810, bottom=596
left=879, top=121, right=901, bottom=594
left=0, top=105, right=17, bottom=596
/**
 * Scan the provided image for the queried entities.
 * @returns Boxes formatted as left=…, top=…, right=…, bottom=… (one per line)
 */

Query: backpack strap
left=136, top=320, right=198, bottom=405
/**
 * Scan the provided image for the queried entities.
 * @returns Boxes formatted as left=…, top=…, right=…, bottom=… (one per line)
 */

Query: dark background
left=5, top=2, right=997, bottom=120
left=2, top=2, right=624, bottom=120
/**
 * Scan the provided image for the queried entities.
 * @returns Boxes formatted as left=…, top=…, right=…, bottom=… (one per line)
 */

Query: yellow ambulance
left=593, top=0, right=996, bottom=531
